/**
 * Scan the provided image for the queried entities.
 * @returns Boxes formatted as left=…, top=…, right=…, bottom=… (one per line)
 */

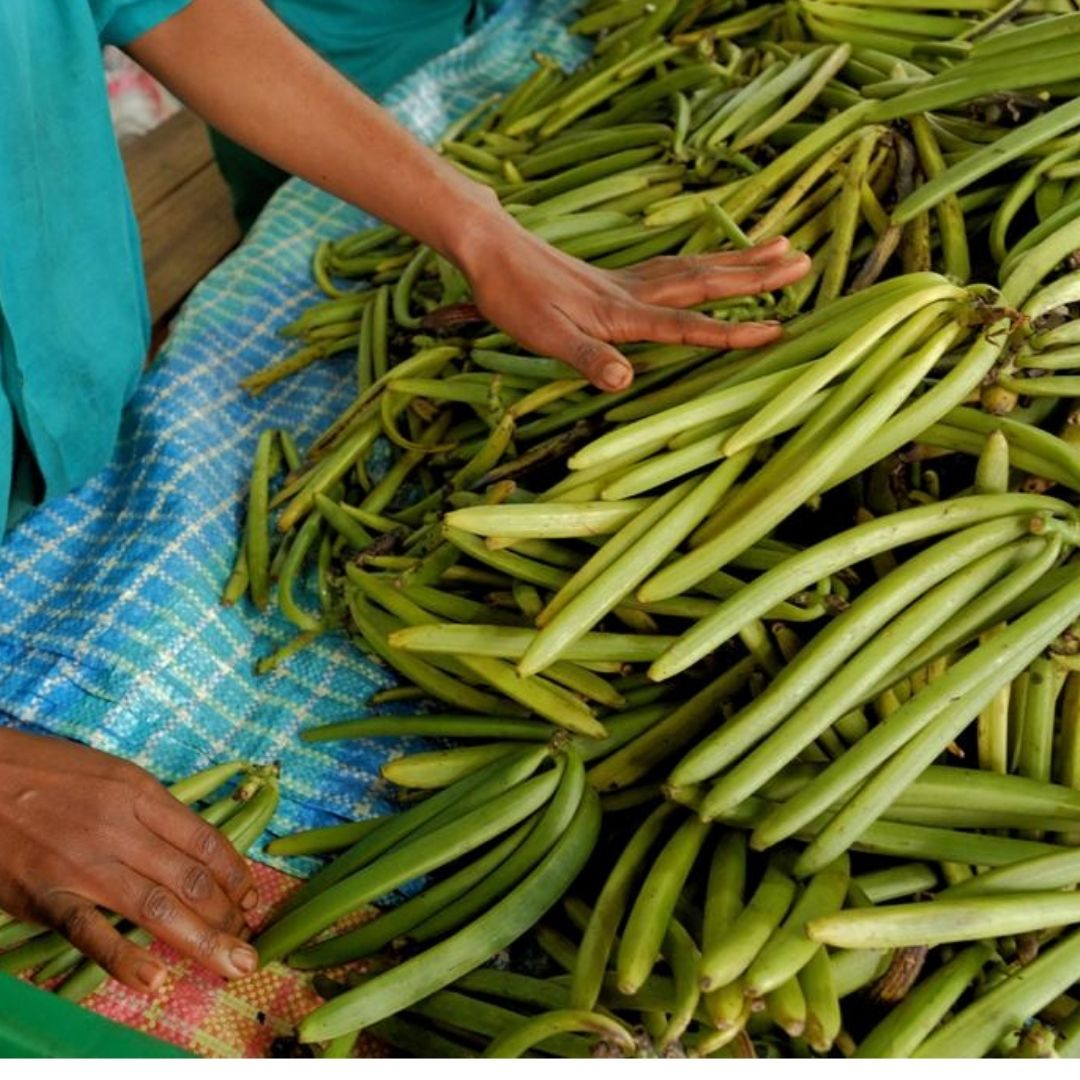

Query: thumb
left=559, top=333, right=634, bottom=392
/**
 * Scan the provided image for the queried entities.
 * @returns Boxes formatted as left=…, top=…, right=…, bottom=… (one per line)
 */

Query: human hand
left=0, top=730, right=259, bottom=993
left=454, top=207, right=812, bottom=392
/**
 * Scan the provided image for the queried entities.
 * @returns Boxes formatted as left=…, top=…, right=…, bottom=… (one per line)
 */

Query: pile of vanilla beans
left=220, top=0, right=1080, bottom=1059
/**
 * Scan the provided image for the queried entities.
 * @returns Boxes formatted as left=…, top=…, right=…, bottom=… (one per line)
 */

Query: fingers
left=40, top=891, right=167, bottom=994
left=625, top=235, right=792, bottom=279
left=628, top=251, right=812, bottom=309
left=107, top=866, right=258, bottom=980
left=120, top=828, right=246, bottom=938
left=135, top=793, right=256, bottom=912
left=616, top=306, right=785, bottom=351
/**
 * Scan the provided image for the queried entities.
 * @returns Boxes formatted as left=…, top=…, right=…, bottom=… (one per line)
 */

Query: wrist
left=431, top=185, right=524, bottom=281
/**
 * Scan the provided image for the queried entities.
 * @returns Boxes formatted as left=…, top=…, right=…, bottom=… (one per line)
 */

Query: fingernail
left=231, top=946, right=258, bottom=976
left=136, top=960, right=166, bottom=993
left=602, top=362, right=629, bottom=389
left=241, top=888, right=259, bottom=911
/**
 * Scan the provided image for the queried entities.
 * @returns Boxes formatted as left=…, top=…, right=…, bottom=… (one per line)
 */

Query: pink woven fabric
left=84, top=861, right=388, bottom=1059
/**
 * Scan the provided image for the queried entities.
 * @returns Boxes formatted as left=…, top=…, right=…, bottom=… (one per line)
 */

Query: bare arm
left=128, top=0, right=809, bottom=390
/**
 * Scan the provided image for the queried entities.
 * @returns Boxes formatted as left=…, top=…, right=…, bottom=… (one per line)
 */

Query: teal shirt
left=268, top=0, right=506, bottom=98
left=0, top=0, right=192, bottom=529
left=1, top=0, right=505, bottom=529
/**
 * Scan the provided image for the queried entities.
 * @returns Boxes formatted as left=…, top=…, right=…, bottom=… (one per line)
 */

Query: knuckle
left=605, top=306, right=639, bottom=340
left=116, top=761, right=152, bottom=790
left=193, top=927, right=221, bottom=963
left=192, top=824, right=223, bottom=864
left=225, top=861, right=250, bottom=895
left=58, top=902, right=95, bottom=943
left=141, top=885, right=176, bottom=925
left=124, top=773, right=161, bottom=808
left=632, top=256, right=670, bottom=276
left=754, top=267, right=781, bottom=290
left=668, top=310, right=698, bottom=343
left=570, top=338, right=606, bottom=375
left=181, top=864, right=213, bottom=902
left=100, top=936, right=128, bottom=978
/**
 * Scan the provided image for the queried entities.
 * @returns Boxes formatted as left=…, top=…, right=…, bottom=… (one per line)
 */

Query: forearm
left=126, top=0, right=810, bottom=391
left=127, top=0, right=505, bottom=270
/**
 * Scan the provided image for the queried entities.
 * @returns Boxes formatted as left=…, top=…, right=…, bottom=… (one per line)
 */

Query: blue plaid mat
left=0, top=0, right=587, bottom=871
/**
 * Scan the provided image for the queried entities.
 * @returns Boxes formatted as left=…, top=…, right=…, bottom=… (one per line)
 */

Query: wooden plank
left=138, top=161, right=241, bottom=323
left=121, top=108, right=217, bottom=220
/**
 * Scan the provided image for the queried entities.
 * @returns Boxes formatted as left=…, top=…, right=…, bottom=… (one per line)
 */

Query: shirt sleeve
left=90, top=0, right=193, bottom=47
